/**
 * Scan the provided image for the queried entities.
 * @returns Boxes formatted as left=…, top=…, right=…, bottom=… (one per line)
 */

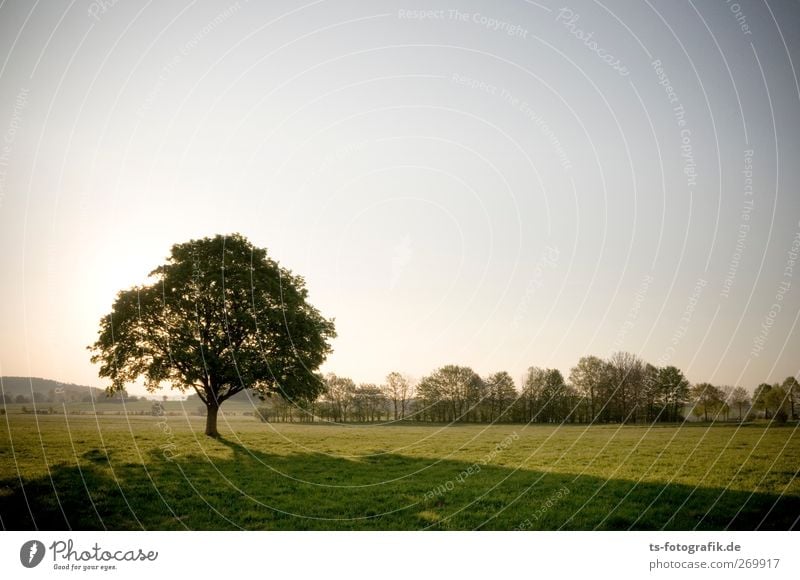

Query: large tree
left=89, top=234, right=336, bottom=436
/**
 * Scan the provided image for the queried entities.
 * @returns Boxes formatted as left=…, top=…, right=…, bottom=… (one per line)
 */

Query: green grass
left=1, top=412, right=798, bottom=530
left=1, top=399, right=256, bottom=415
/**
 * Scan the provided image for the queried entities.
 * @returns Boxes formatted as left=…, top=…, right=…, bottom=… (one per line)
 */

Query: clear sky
left=1, top=0, right=799, bottom=396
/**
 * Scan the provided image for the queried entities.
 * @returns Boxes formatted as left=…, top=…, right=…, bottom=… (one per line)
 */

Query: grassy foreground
left=1, top=413, right=798, bottom=530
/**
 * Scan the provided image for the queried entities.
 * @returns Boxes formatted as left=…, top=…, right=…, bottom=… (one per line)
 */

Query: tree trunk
left=205, top=403, right=220, bottom=437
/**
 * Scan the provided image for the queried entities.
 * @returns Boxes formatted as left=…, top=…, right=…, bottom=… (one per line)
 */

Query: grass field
left=1, top=412, right=799, bottom=530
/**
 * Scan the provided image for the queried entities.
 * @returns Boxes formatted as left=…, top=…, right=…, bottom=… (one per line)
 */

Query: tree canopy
left=89, top=233, right=336, bottom=436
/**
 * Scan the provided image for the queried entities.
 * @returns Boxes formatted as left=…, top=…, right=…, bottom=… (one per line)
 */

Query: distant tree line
left=254, top=352, right=799, bottom=425
left=1, top=389, right=139, bottom=405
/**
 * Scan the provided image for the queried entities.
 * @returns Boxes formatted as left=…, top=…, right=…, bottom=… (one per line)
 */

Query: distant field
left=0, top=399, right=257, bottom=415
left=1, top=413, right=798, bottom=530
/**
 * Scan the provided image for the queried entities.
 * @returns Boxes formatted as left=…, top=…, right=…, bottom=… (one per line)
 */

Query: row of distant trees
left=1, top=389, right=140, bottom=405
left=256, top=352, right=799, bottom=424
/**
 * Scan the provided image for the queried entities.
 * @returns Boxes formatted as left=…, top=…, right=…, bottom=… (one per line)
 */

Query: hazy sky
left=1, top=0, right=799, bottom=395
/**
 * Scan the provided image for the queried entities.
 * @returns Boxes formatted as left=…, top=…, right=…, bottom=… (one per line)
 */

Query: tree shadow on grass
left=1, top=437, right=797, bottom=531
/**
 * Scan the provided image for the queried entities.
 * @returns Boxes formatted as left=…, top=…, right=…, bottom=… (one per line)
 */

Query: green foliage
left=654, top=366, right=690, bottom=421
left=752, top=383, right=773, bottom=418
left=569, top=355, right=608, bottom=421
left=782, top=376, right=799, bottom=419
left=88, top=234, right=336, bottom=435
left=765, top=386, right=789, bottom=423
left=727, top=386, right=751, bottom=421
left=521, top=367, right=570, bottom=423
left=89, top=233, right=336, bottom=401
left=690, top=383, right=725, bottom=421
left=484, top=371, right=517, bottom=422
left=567, top=356, right=690, bottom=424
left=416, top=365, right=486, bottom=422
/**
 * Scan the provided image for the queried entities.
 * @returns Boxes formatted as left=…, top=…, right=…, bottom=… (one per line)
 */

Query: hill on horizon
left=1, top=376, right=106, bottom=403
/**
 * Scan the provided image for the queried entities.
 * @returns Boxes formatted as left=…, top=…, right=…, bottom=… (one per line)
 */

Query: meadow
left=1, top=411, right=798, bottom=530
